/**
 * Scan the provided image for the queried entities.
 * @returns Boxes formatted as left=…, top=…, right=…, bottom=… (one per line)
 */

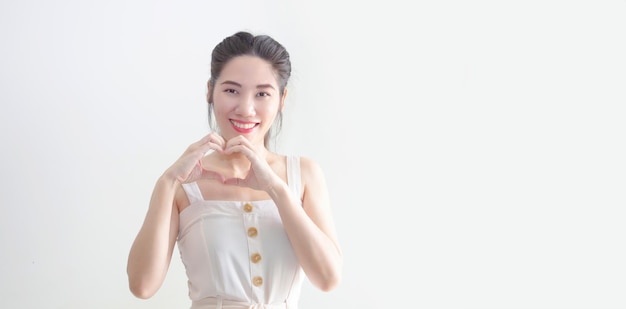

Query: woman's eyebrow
left=220, top=80, right=275, bottom=90
left=256, top=84, right=275, bottom=90
left=220, top=80, right=241, bottom=87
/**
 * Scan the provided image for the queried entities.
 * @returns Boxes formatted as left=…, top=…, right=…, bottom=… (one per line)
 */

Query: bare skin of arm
left=126, top=175, right=180, bottom=299
left=267, top=157, right=343, bottom=291
left=127, top=134, right=222, bottom=299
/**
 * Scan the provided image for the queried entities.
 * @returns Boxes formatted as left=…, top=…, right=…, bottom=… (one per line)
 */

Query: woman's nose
left=236, top=96, right=256, bottom=116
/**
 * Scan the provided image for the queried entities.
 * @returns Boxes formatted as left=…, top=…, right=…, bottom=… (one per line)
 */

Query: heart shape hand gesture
left=219, top=135, right=282, bottom=192
left=165, top=132, right=227, bottom=184
left=166, top=133, right=282, bottom=193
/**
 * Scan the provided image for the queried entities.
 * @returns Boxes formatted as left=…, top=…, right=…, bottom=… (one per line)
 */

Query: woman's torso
left=176, top=155, right=304, bottom=308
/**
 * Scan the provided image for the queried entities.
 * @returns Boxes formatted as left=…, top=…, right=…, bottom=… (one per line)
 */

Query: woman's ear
left=280, top=88, right=288, bottom=112
left=206, top=80, right=214, bottom=104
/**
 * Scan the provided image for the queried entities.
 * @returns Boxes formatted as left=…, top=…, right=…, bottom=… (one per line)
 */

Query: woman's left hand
left=222, top=135, right=283, bottom=192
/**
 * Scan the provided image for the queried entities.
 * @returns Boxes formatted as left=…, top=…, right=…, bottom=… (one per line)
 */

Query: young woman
left=127, top=31, right=343, bottom=309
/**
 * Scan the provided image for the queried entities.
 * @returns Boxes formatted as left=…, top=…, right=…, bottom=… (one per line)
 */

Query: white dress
left=177, top=156, right=304, bottom=309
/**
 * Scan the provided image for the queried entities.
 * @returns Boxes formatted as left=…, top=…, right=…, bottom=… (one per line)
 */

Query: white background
left=1, top=1, right=625, bottom=308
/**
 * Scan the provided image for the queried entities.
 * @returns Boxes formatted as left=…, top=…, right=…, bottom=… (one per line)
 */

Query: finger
left=200, top=169, right=226, bottom=183
left=194, top=133, right=227, bottom=156
left=223, top=177, right=245, bottom=187
left=225, top=135, right=252, bottom=148
left=199, top=133, right=216, bottom=146
left=188, top=143, right=218, bottom=158
left=224, top=136, right=255, bottom=154
left=209, top=132, right=227, bottom=148
left=186, top=134, right=213, bottom=154
left=206, top=141, right=225, bottom=154
left=201, top=133, right=227, bottom=154
left=194, top=142, right=218, bottom=158
left=224, top=143, right=255, bottom=158
left=191, top=132, right=225, bottom=151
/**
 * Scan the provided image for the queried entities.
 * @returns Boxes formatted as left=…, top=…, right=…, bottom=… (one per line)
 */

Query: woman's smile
left=230, top=119, right=259, bottom=133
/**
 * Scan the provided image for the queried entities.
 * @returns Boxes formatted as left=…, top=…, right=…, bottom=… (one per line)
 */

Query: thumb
left=223, top=177, right=244, bottom=187
left=200, top=169, right=226, bottom=183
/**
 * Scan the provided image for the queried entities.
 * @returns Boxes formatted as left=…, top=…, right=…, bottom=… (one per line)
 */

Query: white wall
left=1, top=1, right=625, bottom=308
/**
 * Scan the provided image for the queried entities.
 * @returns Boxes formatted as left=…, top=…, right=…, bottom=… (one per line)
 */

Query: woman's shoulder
left=295, top=155, right=326, bottom=182
left=270, top=153, right=326, bottom=181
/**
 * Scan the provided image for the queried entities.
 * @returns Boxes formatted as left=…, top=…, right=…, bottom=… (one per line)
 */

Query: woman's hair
left=207, top=31, right=292, bottom=147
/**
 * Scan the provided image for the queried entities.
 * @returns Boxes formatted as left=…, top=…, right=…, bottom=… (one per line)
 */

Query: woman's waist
left=191, top=296, right=292, bottom=309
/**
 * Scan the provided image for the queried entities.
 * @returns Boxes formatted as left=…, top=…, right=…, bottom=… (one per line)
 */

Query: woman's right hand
left=164, top=132, right=226, bottom=184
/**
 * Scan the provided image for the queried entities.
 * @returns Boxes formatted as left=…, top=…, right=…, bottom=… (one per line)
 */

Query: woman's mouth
left=230, top=120, right=258, bottom=133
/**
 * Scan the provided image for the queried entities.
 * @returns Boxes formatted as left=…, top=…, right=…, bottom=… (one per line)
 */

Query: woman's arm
left=126, top=175, right=180, bottom=299
left=126, top=133, right=223, bottom=298
left=268, top=157, right=343, bottom=292
left=219, top=136, right=343, bottom=291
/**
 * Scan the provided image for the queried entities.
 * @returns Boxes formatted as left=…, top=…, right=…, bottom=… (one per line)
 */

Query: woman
left=127, top=31, right=343, bottom=309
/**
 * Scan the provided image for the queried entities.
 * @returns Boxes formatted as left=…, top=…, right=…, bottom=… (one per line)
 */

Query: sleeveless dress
left=177, top=156, right=304, bottom=309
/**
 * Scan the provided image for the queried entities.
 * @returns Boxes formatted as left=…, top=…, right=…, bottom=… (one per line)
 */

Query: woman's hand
left=164, top=133, right=227, bottom=183
left=222, top=135, right=283, bottom=192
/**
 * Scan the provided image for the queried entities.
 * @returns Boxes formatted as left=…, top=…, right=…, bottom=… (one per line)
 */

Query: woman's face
left=211, top=55, right=284, bottom=145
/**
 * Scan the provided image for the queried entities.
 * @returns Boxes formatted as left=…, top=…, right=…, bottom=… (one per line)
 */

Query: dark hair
left=207, top=31, right=292, bottom=147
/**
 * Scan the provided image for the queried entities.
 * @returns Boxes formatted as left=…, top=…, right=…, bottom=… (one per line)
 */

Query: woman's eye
left=257, top=92, right=270, bottom=97
left=225, top=89, right=237, bottom=94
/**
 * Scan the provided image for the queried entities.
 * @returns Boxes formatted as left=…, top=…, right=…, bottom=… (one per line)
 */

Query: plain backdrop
left=1, top=0, right=625, bottom=308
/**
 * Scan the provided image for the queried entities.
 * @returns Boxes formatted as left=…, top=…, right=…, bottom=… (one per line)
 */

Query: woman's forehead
left=218, top=55, right=278, bottom=87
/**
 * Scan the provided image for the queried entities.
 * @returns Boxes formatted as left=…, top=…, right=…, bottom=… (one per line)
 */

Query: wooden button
left=247, top=227, right=258, bottom=237
left=243, top=203, right=253, bottom=213
left=251, top=253, right=262, bottom=263
left=252, top=276, right=263, bottom=287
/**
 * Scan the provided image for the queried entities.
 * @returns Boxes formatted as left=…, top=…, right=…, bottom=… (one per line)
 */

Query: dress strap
left=181, top=182, right=204, bottom=204
left=286, top=156, right=302, bottom=201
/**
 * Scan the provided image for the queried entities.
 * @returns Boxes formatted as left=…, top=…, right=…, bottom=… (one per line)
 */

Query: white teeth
left=231, top=121, right=256, bottom=129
